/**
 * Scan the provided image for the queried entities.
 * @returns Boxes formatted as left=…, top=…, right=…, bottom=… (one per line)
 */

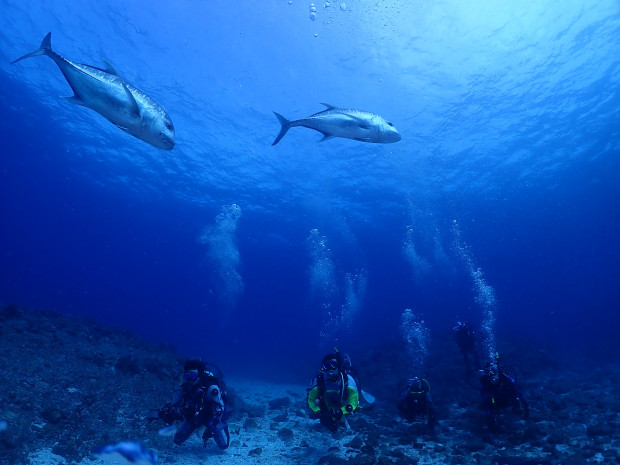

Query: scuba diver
left=307, top=350, right=360, bottom=433
left=397, top=377, right=437, bottom=431
left=151, top=359, right=231, bottom=449
left=453, top=321, right=479, bottom=375
left=478, top=355, right=529, bottom=430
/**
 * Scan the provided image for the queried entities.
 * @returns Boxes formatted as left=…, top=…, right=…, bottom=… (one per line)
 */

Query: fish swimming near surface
left=92, top=441, right=157, bottom=465
left=11, top=32, right=175, bottom=150
left=271, top=103, right=401, bottom=145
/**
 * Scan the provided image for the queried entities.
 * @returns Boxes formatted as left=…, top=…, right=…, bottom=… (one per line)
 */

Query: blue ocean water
left=1, top=0, right=619, bottom=379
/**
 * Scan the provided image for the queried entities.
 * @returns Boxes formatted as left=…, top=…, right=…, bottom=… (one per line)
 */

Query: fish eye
left=387, top=122, right=394, bottom=127
left=165, top=122, right=173, bottom=130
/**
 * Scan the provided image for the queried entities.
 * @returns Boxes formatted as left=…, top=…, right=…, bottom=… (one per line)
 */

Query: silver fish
left=271, top=103, right=401, bottom=145
left=92, top=441, right=157, bottom=465
left=12, top=32, right=175, bottom=150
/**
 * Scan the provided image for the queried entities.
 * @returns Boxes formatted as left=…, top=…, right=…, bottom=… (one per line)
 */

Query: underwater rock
left=559, top=455, right=588, bottom=465
left=114, top=355, right=141, bottom=375
left=243, top=418, right=258, bottom=432
left=344, top=434, right=363, bottom=449
left=523, top=423, right=547, bottom=441
left=384, top=447, right=407, bottom=459
left=586, top=422, right=614, bottom=437
left=492, top=456, right=551, bottom=465
left=318, top=454, right=348, bottom=465
left=277, top=426, right=294, bottom=442
left=248, top=447, right=262, bottom=456
left=454, top=437, right=486, bottom=453
left=41, top=407, right=64, bottom=425
left=235, top=397, right=266, bottom=418
left=545, top=430, right=567, bottom=445
left=269, top=396, right=291, bottom=410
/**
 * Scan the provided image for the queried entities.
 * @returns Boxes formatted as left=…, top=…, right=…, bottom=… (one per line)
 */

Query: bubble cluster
left=307, top=229, right=338, bottom=345
left=198, top=204, right=244, bottom=308
left=340, top=270, right=367, bottom=333
left=403, top=225, right=431, bottom=281
left=309, top=3, right=317, bottom=20
left=308, top=228, right=337, bottom=299
left=308, top=229, right=367, bottom=348
left=400, top=308, right=430, bottom=374
left=451, top=220, right=497, bottom=360
left=306, top=0, right=347, bottom=22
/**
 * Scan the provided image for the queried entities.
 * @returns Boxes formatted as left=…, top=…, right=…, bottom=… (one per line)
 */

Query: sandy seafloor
left=22, top=368, right=551, bottom=465
left=28, top=378, right=367, bottom=465
left=2, top=305, right=619, bottom=465
left=22, top=374, right=620, bottom=465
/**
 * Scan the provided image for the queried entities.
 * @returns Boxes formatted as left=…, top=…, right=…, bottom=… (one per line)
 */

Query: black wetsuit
left=397, top=380, right=436, bottom=428
left=479, top=370, right=529, bottom=428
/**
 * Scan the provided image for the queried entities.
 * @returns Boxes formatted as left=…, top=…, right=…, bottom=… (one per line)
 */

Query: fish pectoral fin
left=62, top=95, right=86, bottom=107
left=104, top=59, right=120, bottom=77
left=342, top=114, right=369, bottom=127
left=115, top=124, right=131, bottom=133
left=354, top=137, right=373, bottom=142
left=121, top=83, right=141, bottom=118
left=319, top=133, right=336, bottom=142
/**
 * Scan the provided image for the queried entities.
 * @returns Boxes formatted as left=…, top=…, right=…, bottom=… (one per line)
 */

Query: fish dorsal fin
left=104, top=59, right=120, bottom=76
left=121, top=83, right=141, bottom=118
left=320, top=103, right=340, bottom=110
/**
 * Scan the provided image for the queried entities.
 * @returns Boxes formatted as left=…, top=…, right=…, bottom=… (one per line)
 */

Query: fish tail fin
left=271, top=111, right=292, bottom=146
left=11, top=32, right=53, bottom=65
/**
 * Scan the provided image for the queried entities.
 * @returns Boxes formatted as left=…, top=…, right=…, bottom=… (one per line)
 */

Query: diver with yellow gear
left=307, top=351, right=360, bottom=433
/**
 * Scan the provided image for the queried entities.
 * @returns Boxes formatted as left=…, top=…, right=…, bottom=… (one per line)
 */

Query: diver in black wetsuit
left=478, top=359, right=529, bottom=430
left=397, top=376, right=437, bottom=431
left=453, top=321, right=479, bottom=375
left=153, top=359, right=231, bottom=449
